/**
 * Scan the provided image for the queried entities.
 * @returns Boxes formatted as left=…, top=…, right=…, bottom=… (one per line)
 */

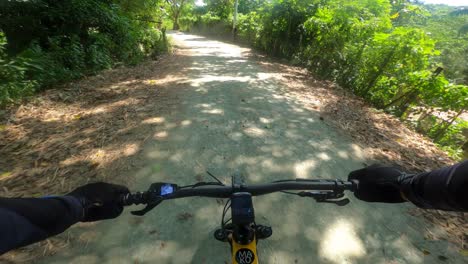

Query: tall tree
left=205, top=0, right=234, bottom=19
left=166, top=0, right=193, bottom=29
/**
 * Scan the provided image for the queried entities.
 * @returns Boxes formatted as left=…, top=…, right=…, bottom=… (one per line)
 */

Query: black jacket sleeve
left=0, top=196, right=83, bottom=255
left=401, top=160, right=468, bottom=211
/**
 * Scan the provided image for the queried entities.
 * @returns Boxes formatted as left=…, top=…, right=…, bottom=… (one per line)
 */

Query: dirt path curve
left=40, top=32, right=463, bottom=264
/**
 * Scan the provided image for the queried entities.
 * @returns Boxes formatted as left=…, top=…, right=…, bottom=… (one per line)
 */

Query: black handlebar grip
left=121, top=192, right=148, bottom=206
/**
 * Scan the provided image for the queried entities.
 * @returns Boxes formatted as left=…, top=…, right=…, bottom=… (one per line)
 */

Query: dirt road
left=36, top=32, right=465, bottom=263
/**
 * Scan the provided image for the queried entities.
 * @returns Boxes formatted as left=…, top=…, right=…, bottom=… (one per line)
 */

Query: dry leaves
left=0, top=51, right=190, bottom=261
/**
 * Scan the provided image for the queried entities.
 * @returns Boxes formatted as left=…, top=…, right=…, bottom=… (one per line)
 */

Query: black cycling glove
left=68, top=182, right=129, bottom=222
left=348, top=165, right=412, bottom=203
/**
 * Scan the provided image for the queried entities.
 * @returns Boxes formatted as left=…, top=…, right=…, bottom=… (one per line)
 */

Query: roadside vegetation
left=0, top=0, right=170, bottom=106
left=183, top=0, right=468, bottom=160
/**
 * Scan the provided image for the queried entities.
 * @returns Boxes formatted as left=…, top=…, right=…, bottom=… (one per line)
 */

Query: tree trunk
left=232, top=0, right=239, bottom=40
left=395, top=91, right=419, bottom=118
left=173, top=10, right=180, bottom=30
left=299, top=34, right=303, bottom=52
left=355, top=38, right=369, bottom=62
left=383, top=89, right=414, bottom=110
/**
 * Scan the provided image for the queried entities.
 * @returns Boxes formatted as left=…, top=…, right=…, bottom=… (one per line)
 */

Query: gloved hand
left=348, top=165, right=408, bottom=203
left=68, top=182, right=129, bottom=222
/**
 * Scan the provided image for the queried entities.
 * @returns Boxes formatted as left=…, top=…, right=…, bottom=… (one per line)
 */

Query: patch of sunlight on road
left=181, top=120, right=192, bottom=126
left=337, top=150, right=349, bottom=159
left=294, top=159, right=316, bottom=178
left=257, top=72, right=277, bottom=80
left=351, top=143, right=366, bottom=160
left=317, top=152, right=331, bottom=161
left=259, top=117, right=273, bottom=124
left=142, top=117, right=165, bottom=124
left=244, top=126, right=267, bottom=137
left=190, top=75, right=252, bottom=86
left=319, top=219, right=366, bottom=264
left=201, top=108, right=224, bottom=115
left=154, top=131, right=168, bottom=139
left=123, top=143, right=139, bottom=156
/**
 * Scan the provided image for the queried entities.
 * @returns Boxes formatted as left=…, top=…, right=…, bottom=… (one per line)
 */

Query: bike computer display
left=160, top=184, right=175, bottom=196
left=231, top=192, right=255, bottom=225
left=147, top=183, right=178, bottom=197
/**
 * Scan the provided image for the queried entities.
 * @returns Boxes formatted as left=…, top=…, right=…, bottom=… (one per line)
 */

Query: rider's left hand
left=68, top=182, right=129, bottom=222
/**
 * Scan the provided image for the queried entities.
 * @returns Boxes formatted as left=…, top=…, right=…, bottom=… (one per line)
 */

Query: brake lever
left=131, top=199, right=163, bottom=216
left=297, top=190, right=350, bottom=206
left=297, top=190, right=344, bottom=199
left=314, top=198, right=350, bottom=206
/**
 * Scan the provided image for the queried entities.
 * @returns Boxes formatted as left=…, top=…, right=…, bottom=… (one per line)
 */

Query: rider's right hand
left=348, top=165, right=409, bottom=203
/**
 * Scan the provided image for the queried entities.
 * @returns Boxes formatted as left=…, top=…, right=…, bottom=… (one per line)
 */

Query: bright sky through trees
left=194, top=0, right=467, bottom=7
left=420, top=0, right=467, bottom=5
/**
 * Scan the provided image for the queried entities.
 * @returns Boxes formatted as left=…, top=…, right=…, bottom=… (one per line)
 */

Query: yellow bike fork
left=231, top=236, right=259, bottom=264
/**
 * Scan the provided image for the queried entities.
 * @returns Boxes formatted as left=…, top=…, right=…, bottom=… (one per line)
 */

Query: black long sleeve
left=0, top=196, right=83, bottom=255
left=401, top=160, right=468, bottom=211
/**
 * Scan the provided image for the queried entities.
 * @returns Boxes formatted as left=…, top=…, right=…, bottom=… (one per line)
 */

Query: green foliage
left=432, top=119, right=468, bottom=160
left=0, top=34, right=38, bottom=106
left=192, top=0, right=467, bottom=159
left=413, top=5, right=468, bottom=85
left=356, top=28, right=438, bottom=105
left=390, top=0, right=431, bottom=26
left=0, top=0, right=169, bottom=106
left=238, top=0, right=266, bottom=14
left=237, top=12, right=262, bottom=44
left=200, top=12, right=225, bottom=25
left=205, top=0, right=234, bottom=19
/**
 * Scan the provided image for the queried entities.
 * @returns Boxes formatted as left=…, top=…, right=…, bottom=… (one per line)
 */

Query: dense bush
left=0, top=0, right=169, bottom=107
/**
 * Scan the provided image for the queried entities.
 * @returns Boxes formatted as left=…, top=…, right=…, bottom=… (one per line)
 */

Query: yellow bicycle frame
left=231, top=235, right=259, bottom=264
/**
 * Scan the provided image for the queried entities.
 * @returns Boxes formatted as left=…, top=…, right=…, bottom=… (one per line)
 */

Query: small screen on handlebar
left=161, top=184, right=175, bottom=196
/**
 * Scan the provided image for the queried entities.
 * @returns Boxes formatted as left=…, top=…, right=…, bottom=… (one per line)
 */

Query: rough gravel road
left=42, top=32, right=464, bottom=264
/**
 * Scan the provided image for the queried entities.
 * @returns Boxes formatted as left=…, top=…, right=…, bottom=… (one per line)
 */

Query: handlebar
left=121, top=179, right=358, bottom=209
